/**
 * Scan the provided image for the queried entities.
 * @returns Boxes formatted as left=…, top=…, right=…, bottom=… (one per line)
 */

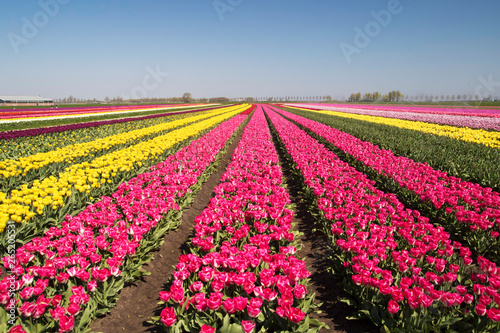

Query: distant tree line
left=347, top=91, right=499, bottom=103
left=348, top=91, right=403, bottom=102
left=53, top=92, right=499, bottom=105
left=53, top=95, right=338, bottom=105
left=54, top=93, right=216, bottom=105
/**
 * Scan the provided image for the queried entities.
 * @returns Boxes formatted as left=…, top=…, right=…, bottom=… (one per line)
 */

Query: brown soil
left=90, top=114, right=378, bottom=333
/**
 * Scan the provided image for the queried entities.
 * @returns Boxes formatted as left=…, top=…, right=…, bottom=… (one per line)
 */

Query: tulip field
left=1, top=102, right=500, bottom=332
left=0, top=104, right=211, bottom=124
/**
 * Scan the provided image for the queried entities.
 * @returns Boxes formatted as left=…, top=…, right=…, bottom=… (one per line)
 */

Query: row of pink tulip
left=154, top=107, right=325, bottom=332
left=273, top=107, right=500, bottom=260
left=0, top=114, right=247, bottom=333
left=265, top=106, right=500, bottom=332
left=290, top=104, right=500, bottom=131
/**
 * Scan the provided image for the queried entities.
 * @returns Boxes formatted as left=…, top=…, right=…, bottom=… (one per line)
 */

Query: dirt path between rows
left=90, top=117, right=250, bottom=333
left=90, top=112, right=378, bottom=333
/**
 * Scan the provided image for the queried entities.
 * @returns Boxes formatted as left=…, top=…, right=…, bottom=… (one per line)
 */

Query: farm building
left=0, top=95, right=54, bottom=106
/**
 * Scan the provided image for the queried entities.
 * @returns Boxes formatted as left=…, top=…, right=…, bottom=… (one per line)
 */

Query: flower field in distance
left=0, top=104, right=212, bottom=123
left=1, top=103, right=499, bottom=332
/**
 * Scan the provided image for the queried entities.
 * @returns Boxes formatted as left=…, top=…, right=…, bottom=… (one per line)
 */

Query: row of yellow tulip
left=0, top=104, right=249, bottom=232
left=0, top=109, right=222, bottom=179
left=288, top=106, right=500, bottom=149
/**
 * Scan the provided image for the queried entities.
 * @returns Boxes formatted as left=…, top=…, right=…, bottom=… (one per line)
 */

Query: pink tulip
left=59, top=315, right=75, bottom=332
left=264, top=105, right=500, bottom=327
left=19, top=287, right=34, bottom=300
left=50, top=294, right=63, bottom=306
left=159, top=291, right=172, bottom=302
left=160, top=307, right=177, bottom=327
left=222, top=298, right=235, bottom=314
left=0, top=115, right=249, bottom=330
left=18, top=302, right=36, bottom=317
left=234, top=296, right=248, bottom=311
left=388, top=300, right=399, bottom=314
left=87, top=280, right=97, bottom=292
left=8, top=325, right=26, bottom=333
left=200, top=325, right=216, bottom=333
left=487, top=308, right=500, bottom=322
left=242, top=320, right=256, bottom=333
left=207, top=293, right=222, bottom=310
left=67, top=303, right=80, bottom=316
left=476, top=303, right=488, bottom=316
left=274, top=107, right=500, bottom=246
left=288, top=306, right=306, bottom=323
left=291, top=103, right=500, bottom=130
left=50, top=305, right=66, bottom=321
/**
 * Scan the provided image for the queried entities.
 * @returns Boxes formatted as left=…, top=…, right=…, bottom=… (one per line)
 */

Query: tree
left=182, top=93, right=192, bottom=103
left=362, top=93, right=373, bottom=102
left=396, top=90, right=402, bottom=102
left=348, top=93, right=361, bottom=102
left=209, top=97, right=230, bottom=103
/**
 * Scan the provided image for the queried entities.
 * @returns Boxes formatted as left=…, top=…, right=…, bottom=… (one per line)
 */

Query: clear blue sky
left=1, top=0, right=499, bottom=100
